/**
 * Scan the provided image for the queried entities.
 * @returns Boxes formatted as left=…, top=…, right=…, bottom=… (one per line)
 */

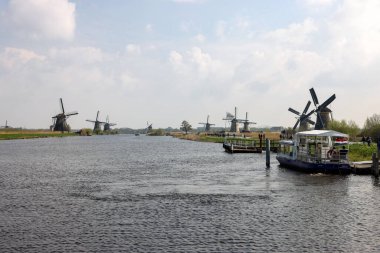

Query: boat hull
left=276, top=156, right=351, bottom=174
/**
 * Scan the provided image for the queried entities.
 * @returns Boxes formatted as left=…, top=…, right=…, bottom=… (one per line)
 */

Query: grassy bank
left=348, top=143, right=378, bottom=162
left=0, top=129, right=76, bottom=140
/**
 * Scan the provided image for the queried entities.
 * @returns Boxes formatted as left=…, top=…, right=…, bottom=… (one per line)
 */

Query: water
left=0, top=135, right=379, bottom=252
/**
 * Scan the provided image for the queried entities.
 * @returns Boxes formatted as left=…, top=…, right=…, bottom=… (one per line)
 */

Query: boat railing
left=297, top=149, right=349, bottom=164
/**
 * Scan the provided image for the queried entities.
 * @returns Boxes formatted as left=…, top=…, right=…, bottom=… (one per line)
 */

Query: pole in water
left=372, top=152, right=379, bottom=177
left=266, top=138, right=270, bottom=168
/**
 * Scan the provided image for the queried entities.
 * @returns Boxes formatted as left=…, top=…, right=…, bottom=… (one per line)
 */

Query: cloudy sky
left=1, top=0, right=379, bottom=129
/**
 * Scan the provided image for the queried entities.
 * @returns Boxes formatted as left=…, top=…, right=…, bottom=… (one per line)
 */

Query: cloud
left=145, top=24, right=153, bottom=32
left=126, top=44, right=141, bottom=55
left=0, top=47, right=45, bottom=69
left=6, top=0, right=75, bottom=41
left=304, top=0, right=336, bottom=7
left=193, top=33, right=205, bottom=43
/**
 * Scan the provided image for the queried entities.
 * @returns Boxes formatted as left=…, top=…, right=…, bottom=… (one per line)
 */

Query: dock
left=223, top=139, right=279, bottom=154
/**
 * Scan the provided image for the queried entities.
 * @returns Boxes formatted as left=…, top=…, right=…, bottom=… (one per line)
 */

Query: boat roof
left=296, top=130, right=348, bottom=138
left=279, top=140, right=294, bottom=145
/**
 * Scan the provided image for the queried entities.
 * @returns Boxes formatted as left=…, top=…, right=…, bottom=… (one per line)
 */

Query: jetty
left=223, top=138, right=279, bottom=154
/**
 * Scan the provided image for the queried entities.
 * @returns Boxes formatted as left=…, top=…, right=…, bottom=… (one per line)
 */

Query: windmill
left=52, top=98, right=78, bottom=132
left=240, top=112, right=256, bottom=132
left=103, top=115, right=117, bottom=131
left=309, top=88, right=336, bottom=130
left=86, top=111, right=106, bottom=132
left=146, top=122, right=152, bottom=134
left=1, top=120, right=10, bottom=129
left=223, top=107, right=240, bottom=133
left=288, top=101, right=315, bottom=131
left=199, top=115, right=215, bottom=132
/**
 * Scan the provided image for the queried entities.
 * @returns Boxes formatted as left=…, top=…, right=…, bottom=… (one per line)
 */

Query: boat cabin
left=278, top=130, right=349, bottom=164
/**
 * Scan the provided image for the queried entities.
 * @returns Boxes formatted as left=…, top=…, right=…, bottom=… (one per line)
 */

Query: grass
left=0, top=129, right=76, bottom=140
left=348, top=143, right=378, bottom=162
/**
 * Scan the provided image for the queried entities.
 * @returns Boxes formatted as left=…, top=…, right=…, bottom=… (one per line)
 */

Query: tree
left=362, top=114, right=380, bottom=140
left=328, top=119, right=360, bottom=141
left=181, top=120, right=192, bottom=134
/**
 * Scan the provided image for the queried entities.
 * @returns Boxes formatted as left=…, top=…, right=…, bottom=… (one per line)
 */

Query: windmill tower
left=103, top=115, right=117, bottom=131
left=288, top=101, right=315, bottom=132
left=52, top=98, right=78, bottom=132
left=309, top=88, right=336, bottom=130
left=86, top=111, right=106, bottom=132
left=240, top=112, right=256, bottom=132
left=199, top=115, right=215, bottom=132
left=223, top=107, right=240, bottom=133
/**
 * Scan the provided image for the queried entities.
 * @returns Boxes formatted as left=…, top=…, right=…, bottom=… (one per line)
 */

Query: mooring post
left=372, top=153, right=379, bottom=177
left=266, top=138, right=270, bottom=168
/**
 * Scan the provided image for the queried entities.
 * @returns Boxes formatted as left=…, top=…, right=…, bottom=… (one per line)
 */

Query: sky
left=1, top=0, right=380, bottom=130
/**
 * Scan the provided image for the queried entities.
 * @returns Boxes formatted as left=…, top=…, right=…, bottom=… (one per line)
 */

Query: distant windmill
left=288, top=101, right=315, bottom=131
left=223, top=107, right=240, bottom=133
left=52, top=98, right=78, bottom=132
left=1, top=120, right=10, bottom=129
left=86, top=111, right=106, bottom=132
left=146, top=122, right=152, bottom=134
left=240, top=112, right=256, bottom=132
left=199, top=115, right=215, bottom=132
left=309, top=88, right=336, bottom=130
left=103, top=115, right=117, bottom=131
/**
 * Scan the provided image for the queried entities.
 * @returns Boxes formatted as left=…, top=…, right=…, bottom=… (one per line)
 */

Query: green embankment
left=348, top=143, right=378, bottom=162
left=0, top=130, right=76, bottom=140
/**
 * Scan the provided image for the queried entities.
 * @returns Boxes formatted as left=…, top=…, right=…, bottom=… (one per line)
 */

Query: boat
left=222, top=137, right=263, bottom=153
left=276, top=130, right=351, bottom=174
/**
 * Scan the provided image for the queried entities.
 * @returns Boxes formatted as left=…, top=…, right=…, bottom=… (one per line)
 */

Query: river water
left=0, top=135, right=379, bottom=252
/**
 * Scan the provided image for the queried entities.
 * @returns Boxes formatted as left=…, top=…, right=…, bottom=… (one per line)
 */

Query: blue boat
left=276, top=130, right=351, bottom=174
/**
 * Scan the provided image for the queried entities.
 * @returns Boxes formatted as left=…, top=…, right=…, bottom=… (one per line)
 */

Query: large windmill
left=288, top=101, right=315, bottom=131
left=309, top=88, right=336, bottom=130
left=86, top=111, right=106, bottom=132
left=223, top=107, right=240, bottom=133
left=199, top=115, right=215, bottom=132
left=52, top=98, right=78, bottom=132
left=240, top=112, right=256, bottom=132
left=103, top=115, right=117, bottom=131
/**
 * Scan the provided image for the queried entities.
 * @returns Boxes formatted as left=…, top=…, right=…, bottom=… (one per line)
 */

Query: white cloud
left=7, top=0, right=75, bottom=41
left=48, top=47, right=103, bottom=64
left=194, top=33, right=205, bottom=43
left=0, top=47, right=45, bottom=69
left=264, top=18, right=318, bottom=46
left=126, top=44, right=141, bottom=55
left=145, top=24, right=153, bottom=32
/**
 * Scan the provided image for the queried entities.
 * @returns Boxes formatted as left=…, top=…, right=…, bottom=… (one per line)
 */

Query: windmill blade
left=96, top=111, right=100, bottom=121
left=302, top=101, right=311, bottom=114
left=288, top=107, right=301, bottom=116
left=309, top=88, right=319, bottom=106
left=304, top=109, right=315, bottom=118
left=65, top=111, right=78, bottom=116
left=306, top=119, right=315, bottom=125
left=317, top=111, right=324, bottom=128
left=86, top=120, right=96, bottom=123
left=293, top=119, right=300, bottom=130
left=319, top=94, right=336, bottom=109
left=199, top=123, right=206, bottom=125
left=60, top=98, right=65, bottom=114
left=207, top=115, right=210, bottom=124
left=209, top=123, right=215, bottom=126
left=109, top=123, right=117, bottom=126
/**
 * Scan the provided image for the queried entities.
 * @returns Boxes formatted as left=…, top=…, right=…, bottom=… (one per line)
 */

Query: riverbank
left=0, top=129, right=76, bottom=140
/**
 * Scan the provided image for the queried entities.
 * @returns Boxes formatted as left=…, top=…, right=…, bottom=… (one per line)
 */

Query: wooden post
left=372, top=153, right=379, bottom=177
left=266, top=138, right=270, bottom=168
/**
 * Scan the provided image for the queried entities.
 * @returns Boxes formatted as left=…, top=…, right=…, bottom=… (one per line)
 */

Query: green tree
left=181, top=120, right=192, bottom=134
left=362, top=114, right=380, bottom=140
left=328, top=119, right=360, bottom=141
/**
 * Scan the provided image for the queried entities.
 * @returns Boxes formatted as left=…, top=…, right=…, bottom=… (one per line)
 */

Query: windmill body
left=86, top=111, right=106, bottom=132
left=52, top=98, right=78, bottom=132
left=223, top=107, right=240, bottom=133
left=103, top=115, right=116, bottom=131
left=240, top=112, right=256, bottom=132
left=199, top=115, right=215, bottom=132
left=1, top=120, right=11, bottom=129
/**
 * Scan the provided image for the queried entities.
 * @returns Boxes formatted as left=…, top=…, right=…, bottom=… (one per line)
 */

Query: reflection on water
left=0, top=135, right=379, bottom=252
